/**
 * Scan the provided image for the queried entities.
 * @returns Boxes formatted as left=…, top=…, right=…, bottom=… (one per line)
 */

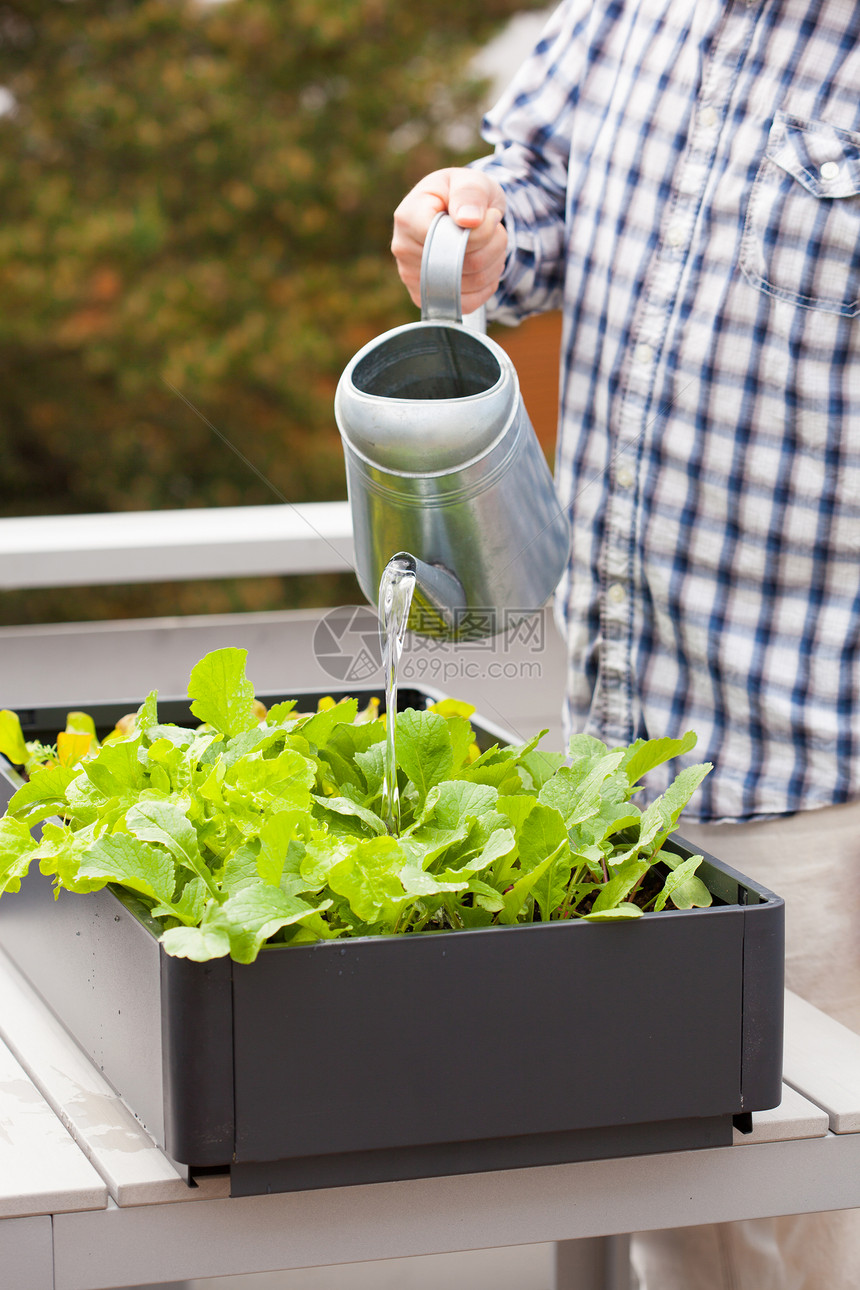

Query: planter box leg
left=555, top=1235, right=633, bottom=1290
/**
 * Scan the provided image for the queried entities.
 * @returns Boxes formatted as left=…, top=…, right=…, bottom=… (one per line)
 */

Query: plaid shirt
left=477, top=0, right=860, bottom=822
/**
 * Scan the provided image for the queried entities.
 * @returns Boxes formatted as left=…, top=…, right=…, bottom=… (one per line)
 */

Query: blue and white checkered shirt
left=477, top=0, right=860, bottom=822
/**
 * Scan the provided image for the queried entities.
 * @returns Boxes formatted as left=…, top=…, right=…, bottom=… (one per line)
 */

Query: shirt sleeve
left=471, top=0, right=588, bottom=324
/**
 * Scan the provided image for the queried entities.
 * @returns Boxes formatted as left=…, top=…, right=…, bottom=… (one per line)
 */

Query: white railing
left=0, top=504, right=354, bottom=590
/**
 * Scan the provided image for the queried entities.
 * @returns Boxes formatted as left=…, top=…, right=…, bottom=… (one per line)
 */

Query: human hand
left=391, top=168, right=507, bottom=313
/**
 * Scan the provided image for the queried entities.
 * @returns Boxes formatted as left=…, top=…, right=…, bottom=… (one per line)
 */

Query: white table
left=1, top=948, right=859, bottom=1290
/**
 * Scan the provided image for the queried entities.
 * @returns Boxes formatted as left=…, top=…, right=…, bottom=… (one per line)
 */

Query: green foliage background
left=0, top=0, right=544, bottom=623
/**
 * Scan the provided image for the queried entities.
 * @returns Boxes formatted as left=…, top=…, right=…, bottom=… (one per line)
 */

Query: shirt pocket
left=740, top=111, right=860, bottom=316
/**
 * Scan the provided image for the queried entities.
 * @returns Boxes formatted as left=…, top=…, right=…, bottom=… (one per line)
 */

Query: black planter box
left=0, top=688, right=784, bottom=1195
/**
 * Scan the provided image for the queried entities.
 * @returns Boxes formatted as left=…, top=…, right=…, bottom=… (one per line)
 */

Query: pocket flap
left=768, top=111, right=860, bottom=199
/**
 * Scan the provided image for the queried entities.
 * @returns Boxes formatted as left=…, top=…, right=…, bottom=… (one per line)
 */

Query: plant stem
left=443, top=896, right=464, bottom=929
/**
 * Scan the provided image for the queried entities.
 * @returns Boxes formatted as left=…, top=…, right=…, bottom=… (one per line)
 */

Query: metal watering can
left=334, top=213, right=571, bottom=640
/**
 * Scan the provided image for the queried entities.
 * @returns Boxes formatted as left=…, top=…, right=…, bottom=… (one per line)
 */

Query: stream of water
left=378, top=554, right=417, bottom=835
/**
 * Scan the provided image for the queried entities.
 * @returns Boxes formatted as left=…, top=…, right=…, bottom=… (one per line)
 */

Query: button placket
left=600, top=474, right=636, bottom=736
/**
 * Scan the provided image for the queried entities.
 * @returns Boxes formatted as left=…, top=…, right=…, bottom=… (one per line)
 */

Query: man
left=391, top=2, right=860, bottom=1287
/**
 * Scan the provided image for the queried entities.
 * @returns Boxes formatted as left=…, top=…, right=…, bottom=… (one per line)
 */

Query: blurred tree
left=0, top=0, right=545, bottom=621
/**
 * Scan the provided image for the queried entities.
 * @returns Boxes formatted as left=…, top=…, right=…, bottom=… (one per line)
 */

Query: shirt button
left=820, top=161, right=840, bottom=181
left=616, top=465, right=635, bottom=489
left=677, top=168, right=701, bottom=196
left=699, top=105, right=718, bottom=129
left=608, top=582, right=627, bottom=605
left=666, top=223, right=685, bottom=247
left=634, top=342, right=653, bottom=365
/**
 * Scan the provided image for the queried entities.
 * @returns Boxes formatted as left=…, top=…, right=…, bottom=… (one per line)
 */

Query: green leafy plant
left=0, top=648, right=712, bottom=963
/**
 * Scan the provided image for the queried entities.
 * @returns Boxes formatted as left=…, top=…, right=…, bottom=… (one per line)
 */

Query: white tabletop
left=1, top=945, right=859, bottom=1290
left=0, top=1037, right=107, bottom=1220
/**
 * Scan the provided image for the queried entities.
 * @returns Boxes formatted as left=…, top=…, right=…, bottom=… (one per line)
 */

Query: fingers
left=392, top=168, right=507, bottom=309
left=447, top=171, right=506, bottom=229
left=460, top=209, right=508, bottom=314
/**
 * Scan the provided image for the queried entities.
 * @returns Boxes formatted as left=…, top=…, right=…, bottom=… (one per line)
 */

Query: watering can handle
left=420, top=213, right=485, bottom=331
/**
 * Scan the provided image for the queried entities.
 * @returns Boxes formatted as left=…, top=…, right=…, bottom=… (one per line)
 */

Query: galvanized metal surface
left=335, top=214, right=570, bottom=640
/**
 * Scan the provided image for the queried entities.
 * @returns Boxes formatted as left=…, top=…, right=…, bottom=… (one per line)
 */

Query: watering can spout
left=390, top=552, right=466, bottom=639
